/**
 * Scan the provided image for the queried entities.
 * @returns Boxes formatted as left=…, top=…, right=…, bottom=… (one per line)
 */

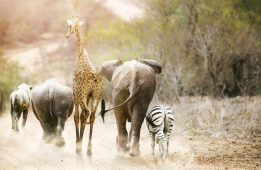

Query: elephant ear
left=139, top=59, right=162, bottom=74
left=100, top=60, right=123, bottom=81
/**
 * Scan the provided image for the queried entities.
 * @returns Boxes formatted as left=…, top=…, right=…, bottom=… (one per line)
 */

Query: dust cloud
left=0, top=110, right=192, bottom=170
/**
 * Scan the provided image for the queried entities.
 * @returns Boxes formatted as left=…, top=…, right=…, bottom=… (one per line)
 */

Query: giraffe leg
left=87, top=95, right=101, bottom=156
left=80, top=108, right=89, bottom=140
left=74, top=104, right=81, bottom=153
left=80, top=96, right=90, bottom=139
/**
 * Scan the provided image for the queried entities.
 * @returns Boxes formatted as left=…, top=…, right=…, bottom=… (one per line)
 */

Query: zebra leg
left=159, top=139, right=167, bottom=160
left=166, top=133, right=171, bottom=156
left=150, top=132, right=155, bottom=155
left=167, top=139, right=169, bottom=155
left=156, top=130, right=167, bottom=160
left=162, top=141, right=167, bottom=160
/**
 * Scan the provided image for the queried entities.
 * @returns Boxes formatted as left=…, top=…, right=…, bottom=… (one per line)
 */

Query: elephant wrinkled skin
left=99, top=59, right=162, bottom=156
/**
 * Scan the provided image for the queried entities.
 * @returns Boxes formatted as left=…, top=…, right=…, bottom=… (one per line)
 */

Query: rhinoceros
left=31, top=79, right=74, bottom=146
left=10, top=84, right=32, bottom=131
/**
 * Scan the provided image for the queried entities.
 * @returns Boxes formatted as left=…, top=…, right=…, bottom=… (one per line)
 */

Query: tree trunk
left=0, top=92, right=4, bottom=113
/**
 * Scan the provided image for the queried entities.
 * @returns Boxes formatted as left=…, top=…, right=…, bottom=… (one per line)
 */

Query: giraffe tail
left=100, top=98, right=106, bottom=123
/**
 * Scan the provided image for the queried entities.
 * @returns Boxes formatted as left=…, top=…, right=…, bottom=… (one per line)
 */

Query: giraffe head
left=66, top=16, right=84, bottom=38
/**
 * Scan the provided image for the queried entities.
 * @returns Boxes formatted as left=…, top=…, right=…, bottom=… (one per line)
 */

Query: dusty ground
left=0, top=110, right=260, bottom=170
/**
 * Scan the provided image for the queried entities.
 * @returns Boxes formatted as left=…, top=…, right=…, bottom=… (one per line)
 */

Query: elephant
left=99, top=59, right=162, bottom=156
left=31, top=79, right=74, bottom=146
left=10, top=84, right=32, bottom=131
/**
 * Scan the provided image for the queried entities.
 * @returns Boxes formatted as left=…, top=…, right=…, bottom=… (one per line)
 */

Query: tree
left=0, top=51, right=22, bottom=113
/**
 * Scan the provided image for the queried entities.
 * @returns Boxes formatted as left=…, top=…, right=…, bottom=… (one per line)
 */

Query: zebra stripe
left=146, top=105, right=175, bottom=158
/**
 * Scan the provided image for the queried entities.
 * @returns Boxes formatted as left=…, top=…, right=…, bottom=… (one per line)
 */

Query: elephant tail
left=100, top=96, right=134, bottom=123
left=100, top=98, right=106, bottom=123
left=100, top=82, right=140, bottom=123
left=48, top=85, right=54, bottom=119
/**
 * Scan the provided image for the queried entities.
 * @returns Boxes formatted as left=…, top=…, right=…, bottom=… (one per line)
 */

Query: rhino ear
left=139, top=59, right=162, bottom=74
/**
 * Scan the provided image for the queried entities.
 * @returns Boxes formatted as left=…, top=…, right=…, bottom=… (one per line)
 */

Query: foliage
left=0, top=0, right=260, bottom=108
left=0, top=50, right=22, bottom=113
left=85, top=0, right=261, bottom=104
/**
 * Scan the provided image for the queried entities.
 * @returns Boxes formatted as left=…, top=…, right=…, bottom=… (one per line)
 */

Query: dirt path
left=0, top=112, right=196, bottom=170
left=1, top=110, right=259, bottom=170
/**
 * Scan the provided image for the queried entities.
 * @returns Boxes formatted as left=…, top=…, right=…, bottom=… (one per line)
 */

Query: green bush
left=0, top=49, right=22, bottom=114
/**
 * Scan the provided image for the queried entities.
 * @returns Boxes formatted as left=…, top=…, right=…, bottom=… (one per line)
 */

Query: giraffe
left=66, top=16, right=103, bottom=155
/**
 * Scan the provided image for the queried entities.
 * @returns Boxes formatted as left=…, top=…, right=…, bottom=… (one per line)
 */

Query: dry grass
left=170, top=96, right=261, bottom=133
left=164, top=96, right=261, bottom=169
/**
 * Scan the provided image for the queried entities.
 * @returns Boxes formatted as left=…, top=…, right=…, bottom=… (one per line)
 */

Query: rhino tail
left=48, top=85, right=54, bottom=118
left=10, top=96, right=14, bottom=116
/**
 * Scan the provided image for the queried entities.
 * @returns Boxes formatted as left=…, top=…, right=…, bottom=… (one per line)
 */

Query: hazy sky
left=105, top=0, right=143, bottom=21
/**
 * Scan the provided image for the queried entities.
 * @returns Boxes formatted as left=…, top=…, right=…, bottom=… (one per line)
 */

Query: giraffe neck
left=75, top=26, right=85, bottom=57
left=75, top=26, right=94, bottom=69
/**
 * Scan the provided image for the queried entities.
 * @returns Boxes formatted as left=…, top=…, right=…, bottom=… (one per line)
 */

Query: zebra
left=146, top=105, right=174, bottom=160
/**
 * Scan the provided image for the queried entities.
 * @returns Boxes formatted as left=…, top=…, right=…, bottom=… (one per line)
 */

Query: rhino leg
left=55, top=116, right=66, bottom=147
left=22, top=109, right=28, bottom=127
left=41, top=122, right=55, bottom=143
left=11, top=114, right=15, bottom=130
left=13, top=112, right=19, bottom=132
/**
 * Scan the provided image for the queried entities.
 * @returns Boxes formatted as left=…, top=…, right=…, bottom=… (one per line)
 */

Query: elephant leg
left=87, top=96, right=100, bottom=156
left=55, top=116, right=66, bottom=147
left=129, top=104, right=147, bottom=156
left=22, top=109, right=28, bottom=127
left=114, top=108, right=128, bottom=152
left=127, top=126, right=132, bottom=150
left=74, top=104, right=81, bottom=152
